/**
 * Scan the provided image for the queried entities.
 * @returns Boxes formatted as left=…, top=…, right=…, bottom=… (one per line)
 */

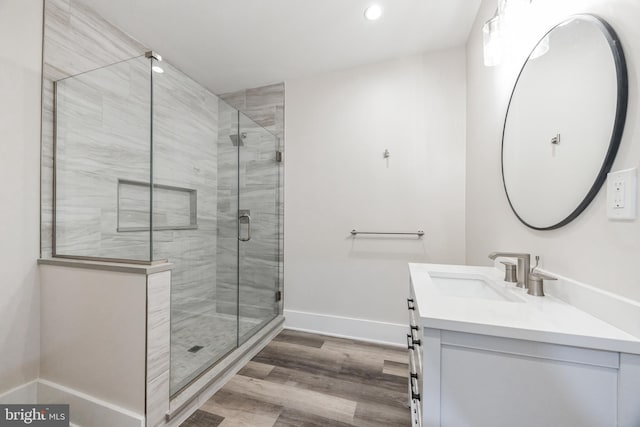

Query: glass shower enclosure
left=54, top=52, right=281, bottom=395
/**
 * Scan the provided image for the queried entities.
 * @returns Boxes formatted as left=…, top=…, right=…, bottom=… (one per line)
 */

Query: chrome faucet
left=488, top=252, right=531, bottom=289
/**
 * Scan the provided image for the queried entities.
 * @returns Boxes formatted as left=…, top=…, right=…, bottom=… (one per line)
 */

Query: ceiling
left=80, top=0, right=481, bottom=94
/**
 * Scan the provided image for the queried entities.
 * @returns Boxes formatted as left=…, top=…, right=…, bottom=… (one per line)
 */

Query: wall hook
left=383, top=149, right=390, bottom=158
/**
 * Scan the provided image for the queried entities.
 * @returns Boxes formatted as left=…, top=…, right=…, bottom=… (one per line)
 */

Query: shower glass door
left=238, top=112, right=280, bottom=345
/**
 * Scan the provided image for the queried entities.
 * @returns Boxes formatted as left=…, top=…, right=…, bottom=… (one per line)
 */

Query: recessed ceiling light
left=152, top=65, right=164, bottom=73
left=364, top=4, right=382, bottom=21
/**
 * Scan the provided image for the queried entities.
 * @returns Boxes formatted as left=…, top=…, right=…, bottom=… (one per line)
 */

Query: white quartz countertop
left=409, top=263, right=640, bottom=354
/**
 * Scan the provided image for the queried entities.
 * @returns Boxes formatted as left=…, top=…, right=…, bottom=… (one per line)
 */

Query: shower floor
left=170, top=299, right=266, bottom=393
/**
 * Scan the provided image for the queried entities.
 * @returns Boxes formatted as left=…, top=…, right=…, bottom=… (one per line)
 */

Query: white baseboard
left=284, top=309, right=407, bottom=347
left=0, top=379, right=144, bottom=427
left=37, top=379, right=144, bottom=427
left=0, top=380, right=38, bottom=404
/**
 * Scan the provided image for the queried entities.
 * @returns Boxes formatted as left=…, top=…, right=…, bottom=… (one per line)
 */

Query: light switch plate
left=607, top=168, right=637, bottom=220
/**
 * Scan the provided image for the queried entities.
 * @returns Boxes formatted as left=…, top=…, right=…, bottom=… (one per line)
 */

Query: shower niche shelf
left=117, top=179, right=198, bottom=232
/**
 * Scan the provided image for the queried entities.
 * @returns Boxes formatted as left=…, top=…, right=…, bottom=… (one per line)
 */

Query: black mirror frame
left=501, top=14, right=628, bottom=231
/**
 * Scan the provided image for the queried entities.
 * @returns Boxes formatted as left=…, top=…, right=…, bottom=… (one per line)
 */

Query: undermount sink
left=428, top=273, right=525, bottom=303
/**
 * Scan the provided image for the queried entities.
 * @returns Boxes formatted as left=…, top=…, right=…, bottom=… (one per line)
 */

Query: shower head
left=229, top=132, right=247, bottom=146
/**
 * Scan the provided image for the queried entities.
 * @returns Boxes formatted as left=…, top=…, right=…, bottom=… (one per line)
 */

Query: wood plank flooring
left=180, top=330, right=410, bottom=426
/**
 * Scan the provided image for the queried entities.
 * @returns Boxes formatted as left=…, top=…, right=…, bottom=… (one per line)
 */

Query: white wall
left=0, top=0, right=43, bottom=394
left=466, top=0, right=640, bottom=301
left=284, top=50, right=467, bottom=342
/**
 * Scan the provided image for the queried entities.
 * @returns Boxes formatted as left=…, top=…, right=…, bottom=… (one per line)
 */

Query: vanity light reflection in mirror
left=501, top=14, right=628, bottom=230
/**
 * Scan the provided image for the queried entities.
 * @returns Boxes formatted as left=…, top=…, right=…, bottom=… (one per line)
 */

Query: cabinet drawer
left=408, top=330, right=423, bottom=375
left=409, top=346, right=421, bottom=383
left=408, top=330, right=423, bottom=420
left=408, top=287, right=423, bottom=379
left=410, top=397, right=422, bottom=427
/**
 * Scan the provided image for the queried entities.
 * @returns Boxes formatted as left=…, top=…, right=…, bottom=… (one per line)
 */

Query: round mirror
left=502, top=14, right=627, bottom=230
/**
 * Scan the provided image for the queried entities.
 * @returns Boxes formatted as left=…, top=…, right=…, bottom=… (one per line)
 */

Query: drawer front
left=408, top=286, right=423, bottom=423
left=407, top=288, right=423, bottom=376
left=408, top=333, right=422, bottom=378
left=410, top=396, right=422, bottom=427
left=409, top=322, right=423, bottom=374
left=409, top=348, right=421, bottom=397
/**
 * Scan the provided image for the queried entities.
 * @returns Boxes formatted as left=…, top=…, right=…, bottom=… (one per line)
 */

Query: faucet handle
left=528, top=272, right=556, bottom=296
left=500, top=261, right=518, bottom=283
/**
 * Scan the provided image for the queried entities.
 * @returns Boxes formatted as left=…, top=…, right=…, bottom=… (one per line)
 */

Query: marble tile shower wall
left=152, top=61, right=219, bottom=305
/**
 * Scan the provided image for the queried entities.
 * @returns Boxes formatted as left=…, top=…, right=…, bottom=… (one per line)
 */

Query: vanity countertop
left=409, top=263, right=640, bottom=354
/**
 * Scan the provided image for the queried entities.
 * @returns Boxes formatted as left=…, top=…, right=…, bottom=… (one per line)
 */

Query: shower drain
left=188, top=345, right=203, bottom=353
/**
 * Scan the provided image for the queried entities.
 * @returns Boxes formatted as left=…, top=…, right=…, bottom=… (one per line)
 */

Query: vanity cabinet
left=408, top=281, right=640, bottom=427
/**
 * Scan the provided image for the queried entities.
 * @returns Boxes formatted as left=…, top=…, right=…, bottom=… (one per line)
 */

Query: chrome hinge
left=275, top=290, right=282, bottom=302
left=276, top=151, right=283, bottom=163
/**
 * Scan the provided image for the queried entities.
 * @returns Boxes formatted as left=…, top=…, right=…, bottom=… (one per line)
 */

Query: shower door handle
left=239, top=213, right=251, bottom=242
